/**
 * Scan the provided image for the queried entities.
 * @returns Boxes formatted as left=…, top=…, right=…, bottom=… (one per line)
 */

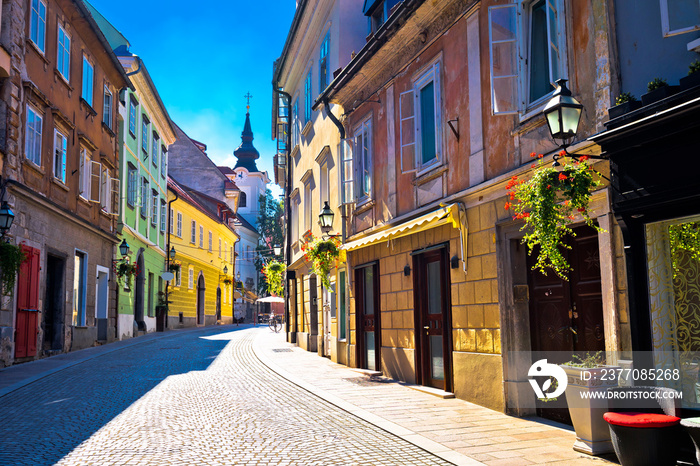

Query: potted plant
left=641, top=77, right=679, bottom=105
left=0, top=242, right=26, bottom=295
left=263, top=260, right=286, bottom=296
left=608, top=92, right=641, bottom=119
left=301, top=234, right=341, bottom=289
left=680, top=60, right=700, bottom=91
left=505, top=152, right=603, bottom=279
left=560, top=352, right=620, bottom=455
left=116, top=261, right=138, bottom=289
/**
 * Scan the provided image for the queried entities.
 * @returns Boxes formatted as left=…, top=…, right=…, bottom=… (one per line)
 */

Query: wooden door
left=15, top=245, right=40, bottom=358
left=356, top=263, right=380, bottom=371
left=414, top=249, right=452, bottom=390
left=528, top=225, right=604, bottom=423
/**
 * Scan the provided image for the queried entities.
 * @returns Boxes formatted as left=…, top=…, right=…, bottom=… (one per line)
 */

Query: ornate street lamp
left=543, top=79, right=583, bottom=148
left=319, top=201, right=334, bottom=234
left=169, top=246, right=176, bottom=261
left=223, top=265, right=228, bottom=275
left=118, top=238, right=130, bottom=258
left=0, top=201, right=15, bottom=238
left=273, top=244, right=282, bottom=256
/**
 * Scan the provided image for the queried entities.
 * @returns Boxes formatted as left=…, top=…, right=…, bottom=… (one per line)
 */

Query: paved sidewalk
left=254, top=331, right=617, bottom=466
left=0, top=323, right=255, bottom=397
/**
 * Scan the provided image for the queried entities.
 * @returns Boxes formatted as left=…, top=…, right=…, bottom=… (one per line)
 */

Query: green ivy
left=505, top=153, right=602, bottom=279
left=669, top=222, right=700, bottom=279
left=0, top=242, right=26, bottom=296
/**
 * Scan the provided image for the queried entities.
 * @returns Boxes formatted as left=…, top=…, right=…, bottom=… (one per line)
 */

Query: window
left=292, top=99, right=300, bottom=147
left=239, top=191, right=247, bottom=208
left=340, top=139, right=354, bottom=205
left=365, top=0, right=400, bottom=34
left=219, top=238, right=222, bottom=258
left=320, top=161, right=329, bottom=208
left=82, top=56, right=94, bottom=107
left=53, top=129, right=67, bottom=183
left=140, top=177, right=148, bottom=217
left=160, top=200, right=167, bottom=232
left=488, top=1, right=566, bottom=115
left=129, top=97, right=137, bottom=136
left=354, top=117, right=372, bottom=199
left=224, top=241, right=228, bottom=262
left=199, top=225, right=204, bottom=248
left=79, top=149, right=101, bottom=202
left=141, top=116, right=149, bottom=156
left=190, top=220, right=196, bottom=243
left=338, top=269, right=346, bottom=340
left=100, top=168, right=114, bottom=212
left=399, top=60, right=442, bottom=173
left=304, top=69, right=312, bottom=123
left=103, top=86, right=113, bottom=129
left=150, top=190, right=157, bottom=226
left=160, top=146, right=167, bottom=178
left=152, top=132, right=159, bottom=167
left=319, top=32, right=330, bottom=92
left=127, top=164, right=137, bottom=207
left=660, top=0, right=700, bottom=37
left=176, top=267, right=181, bottom=287
left=177, top=212, right=183, bottom=237
left=291, top=196, right=299, bottom=244
left=25, top=105, right=43, bottom=166
left=169, top=208, right=174, bottom=233
left=188, top=266, right=194, bottom=289
left=208, top=231, right=213, bottom=253
left=57, top=25, right=70, bottom=81
left=304, top=183, right=312, bottom=233
left=72, top=251, right=87, bottom=326
left=30, top=0, right=47, bottom=53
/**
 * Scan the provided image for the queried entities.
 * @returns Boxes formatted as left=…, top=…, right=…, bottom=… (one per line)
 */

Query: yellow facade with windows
left=167, top=179, right=238, bottom=327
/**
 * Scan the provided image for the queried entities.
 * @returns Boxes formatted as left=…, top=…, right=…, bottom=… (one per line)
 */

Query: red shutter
left=15, top=311, right=27, bottom=358
left=15, top=246, right=40, bottom=359
left=27, top=311, right=37, bottom=356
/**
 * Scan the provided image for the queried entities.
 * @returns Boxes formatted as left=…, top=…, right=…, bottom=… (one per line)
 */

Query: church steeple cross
left=244, top=92, right=253, bottom=112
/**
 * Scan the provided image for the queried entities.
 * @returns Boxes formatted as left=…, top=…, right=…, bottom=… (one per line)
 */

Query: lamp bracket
left=447, top=118, right=459, bottom=141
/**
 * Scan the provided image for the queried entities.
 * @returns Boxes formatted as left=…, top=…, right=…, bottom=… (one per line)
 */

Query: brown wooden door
left=356, top=263, right=380, bottom=371
left=414, top=249, right=452, bottom=391
left=527, top=225, right=604, bottom=423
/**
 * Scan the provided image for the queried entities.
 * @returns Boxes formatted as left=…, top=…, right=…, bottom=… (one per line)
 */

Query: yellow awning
left=343, top=203, right=468, bottom=272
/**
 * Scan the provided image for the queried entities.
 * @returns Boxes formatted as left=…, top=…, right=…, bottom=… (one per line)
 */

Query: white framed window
left=127, top=164, right=137, bottom=207
left=292, top=98, right=300, bottom=147
left=199, top=225, right=204, bottom=248
left=320, top=161, right=329, bottom=209
left=208, top=231, right=213, bottom=253
left=219, top=238, right=222, bottom=258
left=152, top=132, right=159, bottom=167
left=304, top=69, right=312, bottom=123
left=177, top=212, right=183, bottom=238
left=176, top=267, right=182, bottom=287
left=100, top=168, right=109, bottom=211
left=224, top=241, right=228, bottom=262
left=188, top=266, right=194, bottom=289
left=488, top=1, right=567, bottom=115
left=53, top=129, right=67, bottom=183
left=151, top=191, right=158, bottom=226
left=141, top=116, right=149, bottom=156
left=160, top=200, right=166, bottom=232
left=129, top=97, right=137, bottom=136
left=190, top=220, right=196, bottom=243
left=25, top=105, right=43, bottom=166
left=304, top=183, right=312, bottom=233
left=57, top=25, right=71, bottom=81
left=399, top=59, right=442, bottom=174
left=73, top=251, right=87, bottom=326
left=160, top=146, right=167, bottom=178
left=82, top=56, right=94, bottom=107
left=79, top=148, right=101, bottom=203
left=103, top=86, right=113, bottom=129
left=99, top=168, right=118, bottom=214
left=140, top=177, right=149, bottom=217
left=660, top=0, right=700, bottom=37
left=319, top=32, right=330, bottom=92
left=291, top=196, right=300, bottom=244
left=340, top=139, right=354, bottom=205
left=30, top=0, right=47, bottom=53
left=169, top=208, right=174, bottom=233
left=354, top=117, right=373, bottom=200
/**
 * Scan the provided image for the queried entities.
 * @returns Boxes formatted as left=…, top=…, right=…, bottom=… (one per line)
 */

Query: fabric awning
left=343, top=203, right=469, bottom=272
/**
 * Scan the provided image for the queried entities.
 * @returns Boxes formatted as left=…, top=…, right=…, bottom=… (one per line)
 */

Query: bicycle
left=269, top=315, right=283, bottom=333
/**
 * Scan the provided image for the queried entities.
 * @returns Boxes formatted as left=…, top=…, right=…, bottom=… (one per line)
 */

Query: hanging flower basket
left=222, top=277, right=233, bottom=285
left=263, top=260, right=286, bottom=297
left=0, top=242, right=26, bottom=296
left=116, top=261, right=138, bottom=289
left=301, top=234, right=341, bottom=289
left=505, top=152, right=602, bottom=279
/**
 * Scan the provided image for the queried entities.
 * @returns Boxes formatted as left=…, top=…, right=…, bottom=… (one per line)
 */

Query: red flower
left=579, top=155, right=589, bottom=162
left=530, top=152, right=537, bottom=158
left=509, top=192, right=515, bottom=200
left=577, top=207, right=586, bottom=213
left=504, top=202, right=511, bottom=210
left=538, top=153, right=544, bottom=159
left=522, top=212, right=530, bottom=218
left=559, top=150, right=566, bottom=157
left=546, top=184, right=551, bottom=189
left=558, top=173, right=568, bottom=181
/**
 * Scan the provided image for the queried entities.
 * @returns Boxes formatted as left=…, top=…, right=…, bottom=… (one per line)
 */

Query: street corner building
left=271, top=0, right=700, bottom=424
left=0, top=0, right=131, bottom=366
left=167, top=176, right=239, bottom=328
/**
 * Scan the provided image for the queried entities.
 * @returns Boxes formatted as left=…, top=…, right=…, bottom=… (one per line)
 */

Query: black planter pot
left=641, top=85, right=680, bottom=105
left=680, top=73, right=700, bottom=91
left=608, top=100, right=642, bottom=119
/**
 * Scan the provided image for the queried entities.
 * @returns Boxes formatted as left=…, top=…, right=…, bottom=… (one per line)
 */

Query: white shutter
left=110, top=178, right=120, bottom=215
left=79, top=150, right=86, bottom=196
left=660, top=0, right=700, bottom=37
left=89, top=161, right=101, bottom=203
left=100, top=170, right=109, bottom=210
left=489, top=4, right=520, bottom=115
left=340, top=138, right=354, bottom=205
left=399, top=90, right=417, bottom=173
left=545, top=0, right=561, bottom=86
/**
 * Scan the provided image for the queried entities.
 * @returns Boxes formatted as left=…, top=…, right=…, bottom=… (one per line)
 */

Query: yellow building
left=167, top=177, right=238, bottom=327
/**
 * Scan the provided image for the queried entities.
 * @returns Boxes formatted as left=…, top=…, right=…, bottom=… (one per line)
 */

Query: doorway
left=413, top=248, right=452, bottom=391
left=134, top=253, right=146, bottom=331
left=197, top=274, right=205, bottom=325
left=43, top=255, right=65, bottom=352
left=309, top=275, right=318, bottom=350
left=216, top=286, right=222, bottom=321
left=96, top=267, right=109, bottom=341
left=322, top=279, right=334, bottom=358
left=527, top=225, right=604, bottom=422
left=355, top=263, right=380, bottom=371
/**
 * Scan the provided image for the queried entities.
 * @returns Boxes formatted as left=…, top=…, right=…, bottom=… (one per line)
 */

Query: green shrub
left=614, top=92, right=637, bottom=105
left=647, top=77, right=668, bottom=92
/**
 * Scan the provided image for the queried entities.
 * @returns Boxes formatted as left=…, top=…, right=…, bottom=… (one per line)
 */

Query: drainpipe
left=165, top=189, right=178, bottom=331
left=273, top=85, right=293, bottom=341
left=320, top=97, right=347, bottom=242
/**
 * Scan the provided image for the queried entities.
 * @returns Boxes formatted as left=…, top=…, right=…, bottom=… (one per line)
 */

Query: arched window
left=239, top=192, right=247, bottom=207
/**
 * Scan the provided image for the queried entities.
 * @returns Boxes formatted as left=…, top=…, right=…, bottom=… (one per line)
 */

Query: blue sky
left=87, top=0, right=296, bottom=196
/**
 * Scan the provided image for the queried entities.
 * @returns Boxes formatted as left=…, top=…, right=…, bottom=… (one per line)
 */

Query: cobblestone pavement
left=0, top=326, right=453, bottom=465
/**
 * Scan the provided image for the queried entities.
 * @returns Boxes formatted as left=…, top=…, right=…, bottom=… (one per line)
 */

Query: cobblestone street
left=0, top=326, right=453, bottom=465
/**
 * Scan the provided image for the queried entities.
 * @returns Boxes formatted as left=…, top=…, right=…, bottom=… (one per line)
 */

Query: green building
left=87, top=3, right=176, bottom=338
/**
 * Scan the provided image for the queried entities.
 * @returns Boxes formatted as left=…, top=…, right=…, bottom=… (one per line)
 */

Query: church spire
left=233, top=92, right=260, bottom=172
